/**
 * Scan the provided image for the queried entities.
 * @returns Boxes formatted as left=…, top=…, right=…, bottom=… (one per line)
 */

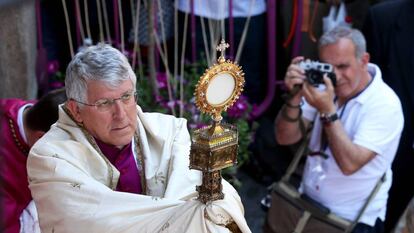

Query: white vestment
left=27, top=105, right=251, bottom=233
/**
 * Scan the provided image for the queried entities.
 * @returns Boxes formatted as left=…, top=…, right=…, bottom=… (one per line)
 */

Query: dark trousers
left=352, top=218, right=384, bottom=233
left=264, top=218, right=384, bottom=233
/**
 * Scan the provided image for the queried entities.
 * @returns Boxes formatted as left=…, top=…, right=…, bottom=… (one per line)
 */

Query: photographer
left=271, top=27, right=404, bottom=232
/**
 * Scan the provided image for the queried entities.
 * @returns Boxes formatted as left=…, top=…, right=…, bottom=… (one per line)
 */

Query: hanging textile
left=129, top=0, right=174, bottom=46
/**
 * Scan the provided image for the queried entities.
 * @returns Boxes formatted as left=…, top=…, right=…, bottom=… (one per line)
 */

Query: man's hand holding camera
left=284, top=57, right=336, bottom=114
left=302, top=73, right=336, bottom=114
left=276, top=56, right=338, bottom=145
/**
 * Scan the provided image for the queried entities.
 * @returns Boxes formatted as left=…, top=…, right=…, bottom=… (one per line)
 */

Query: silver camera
left=299, top=60, right=336, bottom=87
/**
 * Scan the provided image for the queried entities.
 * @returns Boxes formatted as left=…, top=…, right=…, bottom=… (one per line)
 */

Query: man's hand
left=284, top=56, right=306, bottom=104
left=275, top=56, right=310, bottom=145
left=302, top=75, right=336, bottom=114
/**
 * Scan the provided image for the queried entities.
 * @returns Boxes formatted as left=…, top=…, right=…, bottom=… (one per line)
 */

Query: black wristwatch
left=320, top=112, right=338, bottom=124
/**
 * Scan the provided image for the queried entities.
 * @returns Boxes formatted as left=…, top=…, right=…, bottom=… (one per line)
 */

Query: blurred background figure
left=0, top=88, right=67, bottom=233
left=393, top=196, right=414, bottom=233
left=175, top=0, right=267, bottom=104
left=363, top=0, right=414, bottom=231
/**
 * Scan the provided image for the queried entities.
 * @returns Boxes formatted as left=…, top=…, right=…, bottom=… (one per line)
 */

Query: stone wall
left=0, top=0, right=37, bottom=99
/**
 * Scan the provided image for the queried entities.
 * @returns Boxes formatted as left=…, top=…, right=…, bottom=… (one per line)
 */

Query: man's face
left=69, top=79, right=137, bottom=148
left=319, top=38, right=369, bottom=102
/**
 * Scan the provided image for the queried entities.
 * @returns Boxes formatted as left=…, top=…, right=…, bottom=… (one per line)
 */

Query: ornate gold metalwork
left=194, top=40, right=245, bottom=122
left=190, top=122, right=238, bottom=172
left=190, top=39, right=244, bottom=206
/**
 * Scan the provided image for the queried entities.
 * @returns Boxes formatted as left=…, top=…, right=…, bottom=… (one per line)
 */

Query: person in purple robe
left=0, top=88, right=67, bottom=233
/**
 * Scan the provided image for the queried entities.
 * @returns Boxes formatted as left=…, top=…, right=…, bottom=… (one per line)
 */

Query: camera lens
left=306, top=70, right=323, bottom=86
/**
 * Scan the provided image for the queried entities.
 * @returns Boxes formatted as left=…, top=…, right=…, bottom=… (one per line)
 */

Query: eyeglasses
left=72, top=91, right=137, bottom=112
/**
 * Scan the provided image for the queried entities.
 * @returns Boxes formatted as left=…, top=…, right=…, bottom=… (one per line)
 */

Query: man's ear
left=361, top=52, right=370, bottom=68
left=66, top=100, right=83, bottom=123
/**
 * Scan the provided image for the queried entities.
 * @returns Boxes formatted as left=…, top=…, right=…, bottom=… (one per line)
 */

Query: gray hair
left=318, top=26, right=366, bottom=59
left=65, top=43, right=136, bottom=103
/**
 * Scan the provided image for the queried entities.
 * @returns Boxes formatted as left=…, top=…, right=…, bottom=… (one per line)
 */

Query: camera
left=298, top=60, right=337, bottom=87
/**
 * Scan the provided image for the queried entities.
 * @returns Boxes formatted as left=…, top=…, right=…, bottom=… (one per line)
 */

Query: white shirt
left=17, top=103, right=33, bottom=144
left=17, top=103, right=41, bottom=233
left=175, top=0, right=266, bottom=20
left=301, top=64, right=404, bottom=226
left=19, top=201, right=41, bottom=233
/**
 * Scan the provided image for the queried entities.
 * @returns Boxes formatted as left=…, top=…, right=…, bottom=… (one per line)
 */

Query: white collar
left=17, top=103, right=34, bottom=144
left=348, top=63, right=381, bottom=105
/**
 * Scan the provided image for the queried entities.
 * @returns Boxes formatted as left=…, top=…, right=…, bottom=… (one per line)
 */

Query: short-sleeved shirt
left=301, top=63, right=404, bottom=226
left=176, top=0, right=266, bottom=19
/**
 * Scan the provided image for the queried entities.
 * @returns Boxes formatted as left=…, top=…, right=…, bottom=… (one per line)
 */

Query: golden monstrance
left=190, top=39, right=245, bottom=204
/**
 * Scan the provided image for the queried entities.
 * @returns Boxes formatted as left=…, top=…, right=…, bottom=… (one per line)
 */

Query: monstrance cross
left=216, top=39, right=229, bottom=59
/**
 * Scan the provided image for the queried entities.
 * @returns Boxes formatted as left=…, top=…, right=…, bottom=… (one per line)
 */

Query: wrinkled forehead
left=319, top=39, right=357, bottom=63
left=86, top=79, right=134, bottom=101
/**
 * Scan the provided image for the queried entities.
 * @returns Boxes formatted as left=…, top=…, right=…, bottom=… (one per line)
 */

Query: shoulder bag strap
left=274, top=107, right=387, bottom=232
left=345, top=172, right=387, bottom=232
left=280, top=119, right=313, bottom=183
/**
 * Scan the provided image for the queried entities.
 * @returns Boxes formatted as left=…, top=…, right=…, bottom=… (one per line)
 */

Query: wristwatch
left=320, top=112, right=338, bottom=124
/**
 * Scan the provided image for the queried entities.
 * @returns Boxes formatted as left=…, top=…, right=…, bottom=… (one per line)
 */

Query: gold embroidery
left=82, top=128, right=117, bottom=190
left=151, top=196, right=162, bottom=201
left=204, top=208, right=241, bottom=232
left=62, top=105, right=116, bottom=190
left=153, top=172, right=166, bottom=185
left=62, top=105, right=147, bottom=194
left=8, top=118, right=29, bottom=154
left=70, top=183, right=81, bottom=189
left=160, top=222, right=170, bottom=231
left=134, top=133, right=147, bottom=194
left=204, top=208, right=233, bottom=226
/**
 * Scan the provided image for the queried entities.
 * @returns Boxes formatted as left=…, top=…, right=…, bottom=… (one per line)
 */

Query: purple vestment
left=95, top=139, right=142, bottom=194
left=0, top=99, right=34, bottom=233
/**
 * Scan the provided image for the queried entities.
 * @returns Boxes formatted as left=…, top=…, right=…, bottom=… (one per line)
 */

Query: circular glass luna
left=205, top=72, right=235, bottom=106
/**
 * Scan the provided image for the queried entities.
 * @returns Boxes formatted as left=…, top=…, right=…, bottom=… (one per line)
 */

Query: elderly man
left=269, top=27, right=404, bottom=232
left=27, top=44, right=250, bottom=233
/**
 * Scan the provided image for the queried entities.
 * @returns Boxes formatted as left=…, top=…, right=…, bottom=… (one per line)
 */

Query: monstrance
left=190, top=39, right=245, bottom=204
